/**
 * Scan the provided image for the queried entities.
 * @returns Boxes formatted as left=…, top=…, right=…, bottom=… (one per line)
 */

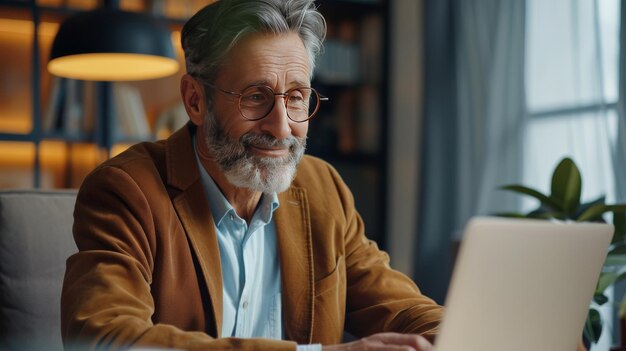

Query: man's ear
left=180, top=74, right=207, bottom=126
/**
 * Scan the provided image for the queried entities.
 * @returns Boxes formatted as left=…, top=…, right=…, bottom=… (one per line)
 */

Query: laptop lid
left=435, top=216, right=613, bottom=351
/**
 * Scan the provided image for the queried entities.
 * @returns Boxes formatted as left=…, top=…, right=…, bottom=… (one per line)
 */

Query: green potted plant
left=499, top=157, right=626, bottom=347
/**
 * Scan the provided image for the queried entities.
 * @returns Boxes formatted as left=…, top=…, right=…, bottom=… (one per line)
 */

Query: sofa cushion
left=0, top=190, right=77, bottom=351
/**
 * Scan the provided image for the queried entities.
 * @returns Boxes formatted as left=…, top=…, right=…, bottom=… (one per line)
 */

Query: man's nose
left=258, top=97, right=292, bottom=140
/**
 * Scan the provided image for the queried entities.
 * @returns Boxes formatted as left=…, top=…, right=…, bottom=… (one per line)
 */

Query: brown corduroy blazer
left=61, top=124, right=443, bottom=350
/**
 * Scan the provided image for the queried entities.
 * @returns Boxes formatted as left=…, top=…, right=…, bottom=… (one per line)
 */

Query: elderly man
left=61, top=0, right=444, bottom=350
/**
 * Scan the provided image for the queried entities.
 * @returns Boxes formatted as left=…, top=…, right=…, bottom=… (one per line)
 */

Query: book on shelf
left=359, top=14, right=383, bottom=84
left=333, top=86, right=381, bottom=155
left=43, top=78, right=98, bottom=137
left=82, top=80, right=96, bottom=135
left=42, top=76, right=65, bottom=133
left=63, top=79, right=83, bottom=134
left=336, top=90, right=357, bottom=154
left=42, top=77, right=85, bottom=135
left=316, top=40, right=360, bottom=85
left=42, top=78, right=152, bottom=140
left=314, top=14, right=384, bottom=86
left=316, top=19, right=360, bottom=85
left=357, top=85, right=380, bottom=154
left=113, top=83, right=151, bottom=140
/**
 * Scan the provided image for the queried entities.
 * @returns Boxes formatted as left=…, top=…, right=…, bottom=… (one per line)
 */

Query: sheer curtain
left=455, top=0, right=526, bottom=228
left=524, top=1, right=621, bottom=349
left=417, top=0, right=526, bottom=303
left=524, top=0, right=620, bottom=211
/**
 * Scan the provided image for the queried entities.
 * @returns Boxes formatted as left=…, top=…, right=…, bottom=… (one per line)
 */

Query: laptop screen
left=435, top=217, right=613, bottom=351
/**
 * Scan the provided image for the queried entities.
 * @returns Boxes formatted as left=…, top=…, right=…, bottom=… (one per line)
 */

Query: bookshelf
left=310, top=0, right=389, bottom=247
left=0, top=0, right=390, bottom=248
left=0, top=0, right=191, bottom=188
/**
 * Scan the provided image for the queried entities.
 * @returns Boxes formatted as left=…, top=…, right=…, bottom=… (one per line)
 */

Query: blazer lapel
left=167, top=124, right=223, bottom=337
left=275, top=187, right=314, bottom=344
left=172, top=183, right=223, bottom=337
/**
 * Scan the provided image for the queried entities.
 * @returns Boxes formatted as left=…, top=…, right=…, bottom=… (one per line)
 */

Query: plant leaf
left=614, top=212, right=626, bottom=244
left=597, top=271, right=620, bottom=293
left=576, top=202, right=626, bottom=223
left=500, top=184, right=562, bottom=211
left=597, top=270, right=626, bottom=293
left=551, top=158, right=582, bottom=218
left=577, top=204, right=609, bottom=222
left=610, top=244, right=626, bottom=255
left=575, top=195, right=607, bottom=218
left=594, top=293, right=609, bottom=305
left=583, top=308, right=602, bottom=344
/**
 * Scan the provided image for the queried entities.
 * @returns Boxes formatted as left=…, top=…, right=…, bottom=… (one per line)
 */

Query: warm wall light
left=0, top=19, right=59, bottom=36
left=48, top=9, right=179, bottom=81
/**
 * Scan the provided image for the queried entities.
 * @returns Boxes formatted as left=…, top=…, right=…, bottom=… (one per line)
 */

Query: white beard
left=201, top=112, right=306, bottom=194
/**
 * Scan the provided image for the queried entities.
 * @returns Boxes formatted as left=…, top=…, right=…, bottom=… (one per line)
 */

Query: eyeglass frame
left=198, top=80, right=329, bottom=123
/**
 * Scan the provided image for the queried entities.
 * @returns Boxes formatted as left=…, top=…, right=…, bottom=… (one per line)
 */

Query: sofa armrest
left=0, top=190, right=77, bottom=351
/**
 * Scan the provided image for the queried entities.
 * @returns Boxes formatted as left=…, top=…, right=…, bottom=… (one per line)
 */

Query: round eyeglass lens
left=238, top=86, right=319, bottom=121
left=286, top=88, right=318, bottom=122
left=239, top=86, right=275, bottom=120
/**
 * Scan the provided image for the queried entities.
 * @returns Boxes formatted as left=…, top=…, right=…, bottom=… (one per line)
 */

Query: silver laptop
left=435, top=217, right=613, bottom=351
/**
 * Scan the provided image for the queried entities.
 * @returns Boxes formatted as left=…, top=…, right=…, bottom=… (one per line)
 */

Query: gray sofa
left=0, top=190, right=77, bottom=351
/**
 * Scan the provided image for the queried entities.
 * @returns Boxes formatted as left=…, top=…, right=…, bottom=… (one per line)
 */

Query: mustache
left=239, top=133, right=305, bottom=151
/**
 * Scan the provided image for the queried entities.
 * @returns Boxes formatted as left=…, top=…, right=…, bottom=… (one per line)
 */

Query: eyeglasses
left=204, top=82, right=329, bottom=123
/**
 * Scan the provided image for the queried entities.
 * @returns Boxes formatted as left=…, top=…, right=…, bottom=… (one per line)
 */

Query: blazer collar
left=166, top=123, right=201, bottom=191
left=276, top=188, right=314, bottom=344
left=166, top=123, right=224, bottom=336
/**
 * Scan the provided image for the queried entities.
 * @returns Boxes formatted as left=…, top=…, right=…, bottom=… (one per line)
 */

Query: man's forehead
left=228, top=32, right=307, bottom=60
left=216, top=32, right=311, bottom=85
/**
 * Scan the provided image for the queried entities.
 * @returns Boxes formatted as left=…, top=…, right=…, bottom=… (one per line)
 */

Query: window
left=525, top=0, right=621, bottom=348
left=525, top=0, right=619, bottom=207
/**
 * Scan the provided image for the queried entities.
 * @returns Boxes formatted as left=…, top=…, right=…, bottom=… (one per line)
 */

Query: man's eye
left=289, top=89, right=308, bottom=101
left=289, top=95, right=304, bottom=102
left=243, top=92, right=269, bottom=104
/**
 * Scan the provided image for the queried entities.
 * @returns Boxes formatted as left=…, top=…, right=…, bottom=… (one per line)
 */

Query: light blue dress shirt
left=193, top=138, right=321, bottom=351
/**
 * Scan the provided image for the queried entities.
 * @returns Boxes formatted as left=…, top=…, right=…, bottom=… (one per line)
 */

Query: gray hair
left=181, top=0, right=326, bottom=84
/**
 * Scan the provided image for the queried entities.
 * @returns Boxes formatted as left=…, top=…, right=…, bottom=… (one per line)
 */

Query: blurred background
left=0, top=0, right=624, bottom=349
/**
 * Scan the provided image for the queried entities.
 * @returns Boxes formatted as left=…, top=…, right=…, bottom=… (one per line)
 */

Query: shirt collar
left=192, top=133, right=279, bottom=227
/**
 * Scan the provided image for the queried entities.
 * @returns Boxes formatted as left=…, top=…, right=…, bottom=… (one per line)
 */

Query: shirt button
left=242, top=301, right=248, bottom=309
left=230, top=214, right=234, bottom=221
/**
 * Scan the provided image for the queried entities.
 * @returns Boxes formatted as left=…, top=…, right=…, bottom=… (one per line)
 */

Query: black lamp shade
left=48, top=9, right=179, bottom=81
